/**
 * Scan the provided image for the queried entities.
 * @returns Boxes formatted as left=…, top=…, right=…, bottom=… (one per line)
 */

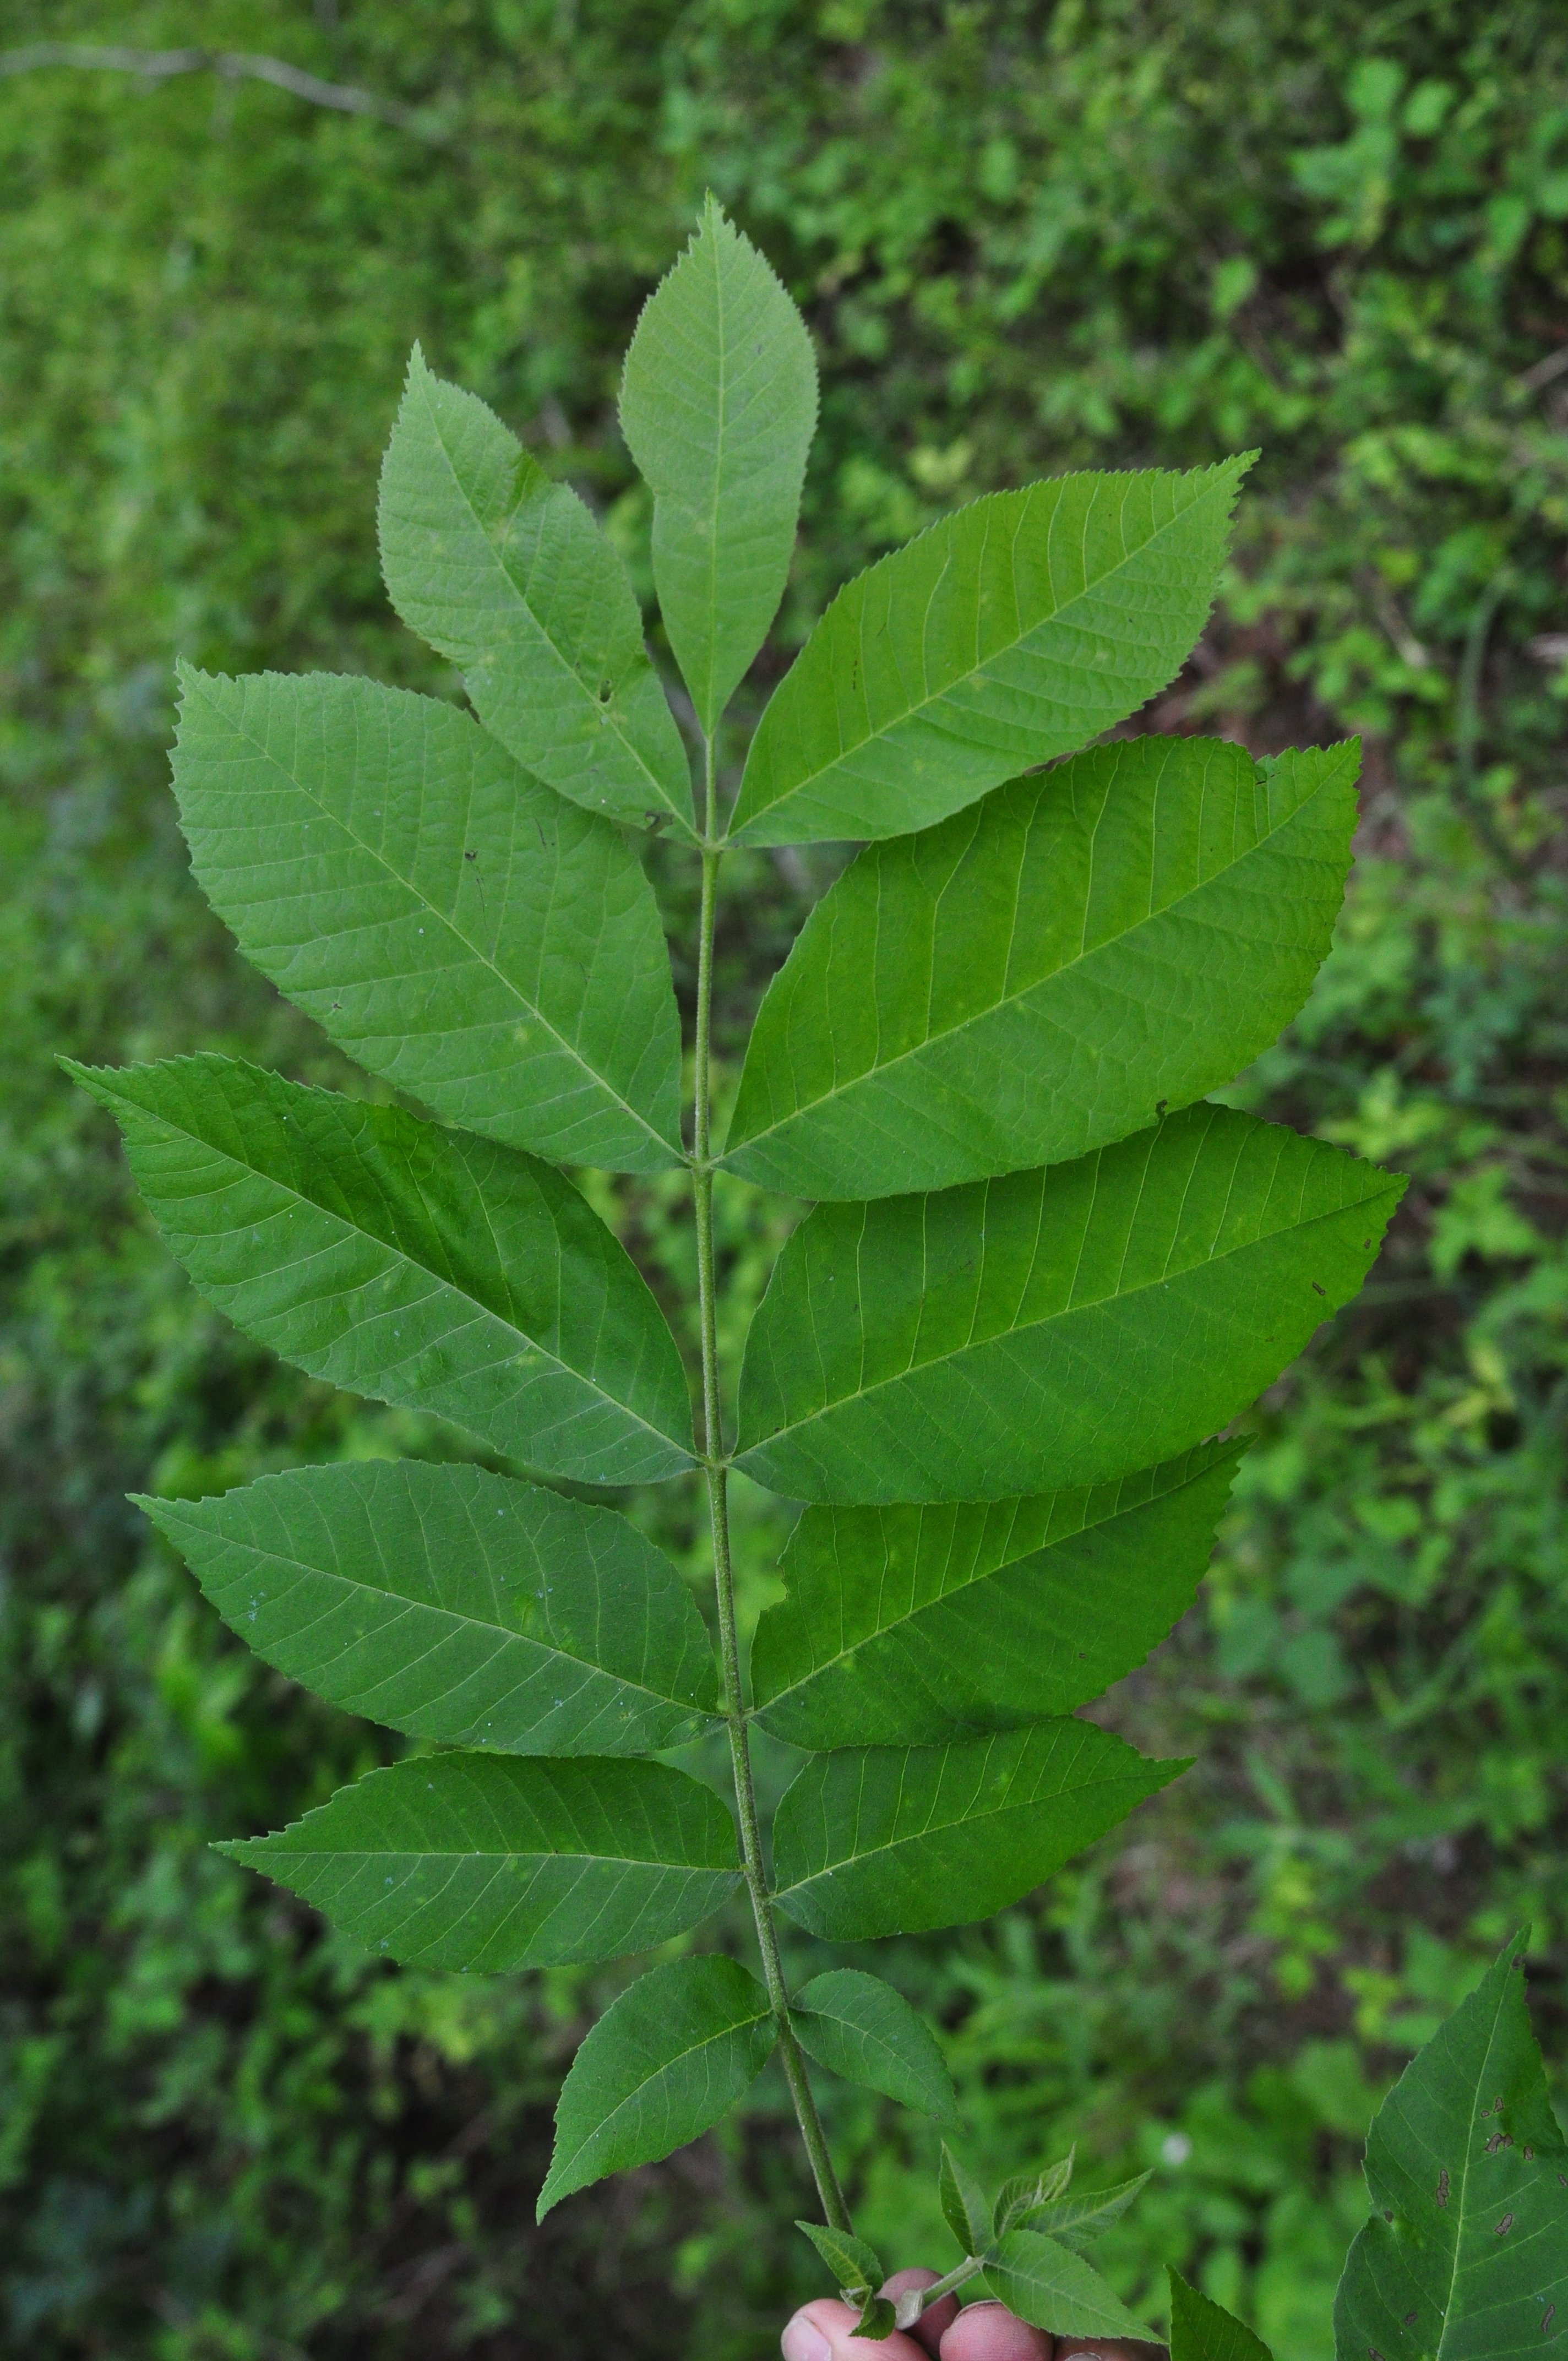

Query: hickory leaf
left=796, top=2221, right=886, bottom=2303
left=1334, top=1932, right=1568, bottom=2361
left=1169, top=2270, right=1275, bottom=2361
left=980, top=2230, right=1157, bottom=2344
left=620, top=194, right=816, bottom=736
left=728, top=458, right=1250, bottom=847
left=220, top=1754, right=740, bottom=1971
left=540, top=1956, right=776, bottom=2215
left=751, top=1439, right=1241, bottom=1748
left=378, top=347, right=694, bottom=836
left=171, top=667, right=683, bottom=1172
left=139, top=1461, right=718, bottom=1756
left=1023, top=2173, right=1153, bottom=2254
left=771, top=1722, right=1182, bottom=1940
left=724, top=736, right=1358, bottom=1198
left=791, top=1970, right=960, bottom=2125
left=736, top=1105, right=1403, bottom=1504
left=68, top=1056, right=695, bottom=1487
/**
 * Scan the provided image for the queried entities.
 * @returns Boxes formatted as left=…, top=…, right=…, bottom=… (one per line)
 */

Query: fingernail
left=781, top=2320, right=832, bottom=2361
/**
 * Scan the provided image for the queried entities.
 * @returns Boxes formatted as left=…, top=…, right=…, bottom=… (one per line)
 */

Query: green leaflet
left=221, top=1753, right=740, bottom=1970
left=980, top=2229, right=1157, bottom=2343
left=377, top=347, right=695, bottom=837
left=771, top=1721, right=1182, bottom=1940
left=723, top=736, right=1358, bottom=1198
left=539, top=1955, right=776, bottom=2216
left=728, top=458, right=1250, bottom=847
left=939, top=2145, right=994, bottom=2257
left=796, top=2221, right=887, bottom=2303
left=993, top=2156, right=1076, bottom=2238
left=1169, top=2270, right=1275, bottom=2360
left=1021, top=2174, right=1152, bottom=2254
left=1334, top=1933, right=1568, bottom=2361
left=736, top=1104, right=1403, bottom=1504
left=68, top=1057, right=695, bottom=1487
left=171, top=667, right=683, bottom=1173
left=620, top=195, right=816, bottom=736
left=140, top=1461, right=718, bottom=1756
left=751, top=1439, right=1241, bottom=1748
left=791, top=1968, right=959, bottom=2125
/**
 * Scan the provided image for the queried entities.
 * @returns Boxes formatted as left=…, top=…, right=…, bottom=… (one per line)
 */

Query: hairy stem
left=692, top=735, right=851, bottom=2235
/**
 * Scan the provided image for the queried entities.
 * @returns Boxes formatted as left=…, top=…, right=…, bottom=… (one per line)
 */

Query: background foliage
left=2, top=2, right=1566, bottom=2355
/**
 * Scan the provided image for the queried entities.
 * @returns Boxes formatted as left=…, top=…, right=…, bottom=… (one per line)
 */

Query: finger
left=781, top=2296, right=930, bottom=2361
left=883, top=2267, right=961, bottom=2358
left=1054, top=2344, right=1168, bottom=2359
left=938, top=2297, right=1053, bottom=2361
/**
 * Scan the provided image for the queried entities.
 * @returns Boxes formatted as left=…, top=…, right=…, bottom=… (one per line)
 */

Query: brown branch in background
left=0, top=42, right=444, bottom=139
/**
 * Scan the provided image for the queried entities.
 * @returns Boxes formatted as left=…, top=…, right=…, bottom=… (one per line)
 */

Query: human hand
left=781, top=2267, right=1168, bottom=2361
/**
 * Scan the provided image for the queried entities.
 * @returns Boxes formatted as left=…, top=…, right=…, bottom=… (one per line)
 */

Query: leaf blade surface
left=141, top=1461, right=717, bottom=1755
left=736, top=1105, right=1403, bottom=1504
left=1169, top=2270, right=1275, bottom=2360
left=1334, top=1933, right=1568, bottom=2361
left=539, top=1954, right=775, bottom=2215
left=729, top=459, right=1250, bottom=847
left=172, top=667, right=683, bottom=1172
left=220, top=1753, right=739, bottom=1970
left=980, top=2231, right=1156, bottom=2343
left=725, top=736, right=1358, bottom=1196
left=791, top=1968, right=959, bottom=2125
left=69, top=1056, right=695, bottom=1486
left=771, top=1721, right=1182, bottom=1940
left=378, top=349, right=694, bottom=835
left=752, top=1439, right=1241, bottom=1748
left=620, top=195, right=816, bottom=733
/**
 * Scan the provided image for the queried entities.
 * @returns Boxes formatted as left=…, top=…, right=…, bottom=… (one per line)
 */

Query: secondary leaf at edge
left=1169, top=2268, right=1275, bottom=2360
left=620, top=194, right=817, bottom=736
left=728, top=456, right=1251, bottom=848
left=140, top=1460, right=718, bottom=1757
left=722, top=735, right=1359, bottom=1199
left=221, top=1753, right=741, bottom=1972
left=791, top=1968, right=959, bottom=2126
left=539, top=1955, right=775, bottom=2216
left=172, top=665, right=684, bottom=1174
left=67, top=1055, right=696, bottom=1489
left=1333, top=1930, right=1568, bottom=2361
left=378, top=346, right=695, bottom=837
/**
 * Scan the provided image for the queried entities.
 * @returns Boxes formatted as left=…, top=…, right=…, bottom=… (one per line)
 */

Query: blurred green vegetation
left=2, top=2, right=1566, bottom=2354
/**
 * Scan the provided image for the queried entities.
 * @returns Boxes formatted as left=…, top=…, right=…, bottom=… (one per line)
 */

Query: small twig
left=0, top=42, right=444, bottom=139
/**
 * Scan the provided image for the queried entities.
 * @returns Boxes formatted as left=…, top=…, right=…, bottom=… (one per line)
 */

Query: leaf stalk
left=691, top=732, right=851, bottom=2234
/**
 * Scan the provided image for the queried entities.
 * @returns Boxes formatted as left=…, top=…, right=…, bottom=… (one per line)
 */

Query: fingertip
left=782, top=2295, right=932, bottom=2361
left=883, top=2266, right=960, bottom=2357
left=939, top=2297, right=1054, bottom=2361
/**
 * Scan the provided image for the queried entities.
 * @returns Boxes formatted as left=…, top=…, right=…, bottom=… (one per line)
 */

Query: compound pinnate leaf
left=791, top=1968, right=959, bottom=2125
left=620, top=195, right=816, bottom=735
left=538, top=1955, right=775, bottom=2216
left=736, top=1104, right=1403, bottom=1505
left=68, top=1057, right=694, bottom=1487
left=1334, top=1933, right=1568, bottom=2361
left=981, top=2230, right=1156, bottom=2344
left=172, top=667, right=683, bottom=1173
left=140, top=1461, right=717, bottom=1756
left=728, top=457, right=1251, bottom=847
left=378, top=347, right=694, bottom=836
left=1022, top=2173, right=1152, bottom=2254
left=796, top=2221, right=886, bottom=2302
left=771, top=1721, right=1182, bottom=1940
left=1169, top=2269, right=1275, bottom=2360
left=940, top=2145, right=994, bottom=2257
left=724, top=736, right=1358, bottom=1198
left=751, top=1439, right=1240, bottom=1748
left=220, top=1753, right=739, bottom=1971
